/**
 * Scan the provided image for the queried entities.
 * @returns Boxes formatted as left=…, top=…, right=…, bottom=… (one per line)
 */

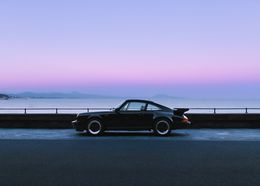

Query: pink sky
left=1, top=1, right=260, bottom=97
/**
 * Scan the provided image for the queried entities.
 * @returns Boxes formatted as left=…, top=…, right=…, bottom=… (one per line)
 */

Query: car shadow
left=76, top=131, right=189, bottom=138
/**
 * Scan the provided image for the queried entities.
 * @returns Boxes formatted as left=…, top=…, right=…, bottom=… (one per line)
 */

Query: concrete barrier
left=187, top=114, right=260, bottom=128
left=0, top=114, right=76, bottom=128
left=0, top=113, right=259, bottom=129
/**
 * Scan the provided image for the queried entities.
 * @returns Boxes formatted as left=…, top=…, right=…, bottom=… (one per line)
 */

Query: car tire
left=87, top=119, right=104, bottom=136
left=153, top=119, right=171, bottom=136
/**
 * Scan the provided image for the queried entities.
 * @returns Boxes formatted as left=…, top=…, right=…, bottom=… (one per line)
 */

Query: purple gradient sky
left=1, top=0, right=260, bottom=98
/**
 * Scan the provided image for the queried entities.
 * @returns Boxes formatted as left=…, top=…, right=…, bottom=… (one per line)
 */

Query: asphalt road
left=1, top=130, right=260, bottom=186
left=1, top=128, right=260, bottom=140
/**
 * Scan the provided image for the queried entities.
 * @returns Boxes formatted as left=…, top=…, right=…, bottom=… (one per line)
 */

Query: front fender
left=87, top=115, right=103, bottom=121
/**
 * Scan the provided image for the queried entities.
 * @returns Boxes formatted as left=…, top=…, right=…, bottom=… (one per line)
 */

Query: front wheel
left=153, top=120, right=171, bottom=136
left=87, top=119, right=104, bottom=136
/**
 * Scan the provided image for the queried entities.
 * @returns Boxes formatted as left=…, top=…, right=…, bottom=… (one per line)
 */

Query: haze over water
left=1, top=98, right=260, bottom=114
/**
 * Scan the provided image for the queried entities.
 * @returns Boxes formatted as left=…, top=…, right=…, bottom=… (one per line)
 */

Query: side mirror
left=115, top=108, right=120, bottom=113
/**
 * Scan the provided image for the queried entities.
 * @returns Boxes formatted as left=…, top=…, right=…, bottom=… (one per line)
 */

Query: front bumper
left=72, top=120, right=85, bottom=131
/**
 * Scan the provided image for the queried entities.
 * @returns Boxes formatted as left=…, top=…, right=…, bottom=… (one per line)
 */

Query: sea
left=1, top=98, right=260, bottom=114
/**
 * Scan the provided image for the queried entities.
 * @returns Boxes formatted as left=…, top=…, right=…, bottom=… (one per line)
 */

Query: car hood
left=77, top=111, right=114, bottom=117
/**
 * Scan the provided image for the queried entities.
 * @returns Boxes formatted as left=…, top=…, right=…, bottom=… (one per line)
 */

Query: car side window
left=123, top=102, right=146, bottom=111
left=147, top=104, right=161, bottom=111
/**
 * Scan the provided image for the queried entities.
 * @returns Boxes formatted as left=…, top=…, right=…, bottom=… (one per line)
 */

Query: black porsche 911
left=72, top=99, right=191, bottom=136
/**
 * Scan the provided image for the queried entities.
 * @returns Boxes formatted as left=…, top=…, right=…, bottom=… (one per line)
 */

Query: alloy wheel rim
left=88, top=120, right=102, bottom=135
left=156, top=121, right=170, bottom=135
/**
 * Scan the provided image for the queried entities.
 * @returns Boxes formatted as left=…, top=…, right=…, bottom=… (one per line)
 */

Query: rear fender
left=154, top=116, right=173, bottom=124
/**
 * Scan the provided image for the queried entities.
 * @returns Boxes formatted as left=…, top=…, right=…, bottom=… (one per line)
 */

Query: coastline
left=0, top=94, right=9, bottom=100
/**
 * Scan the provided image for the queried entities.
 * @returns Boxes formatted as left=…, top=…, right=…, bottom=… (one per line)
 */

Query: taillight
left=182, top=115, right=189, bottom=123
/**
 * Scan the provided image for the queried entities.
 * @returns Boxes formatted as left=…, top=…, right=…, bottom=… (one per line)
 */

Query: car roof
left=124, top=99, right=172, bottom=111
left=125, top=99, right=154, bottom=104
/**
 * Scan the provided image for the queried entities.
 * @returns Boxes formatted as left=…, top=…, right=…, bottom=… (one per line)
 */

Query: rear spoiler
left=173, top=108, right=189, bottom=116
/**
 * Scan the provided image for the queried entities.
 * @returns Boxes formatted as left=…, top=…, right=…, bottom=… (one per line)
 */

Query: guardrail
left=0, top=108, right=114, bottom=114
left=188, top=108, right=260, bottom=114
left=0, top=107, right=260, bottom=114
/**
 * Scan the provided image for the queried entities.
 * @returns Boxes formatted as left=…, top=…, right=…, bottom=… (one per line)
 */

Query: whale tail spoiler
left=173, top=108, right=189, bottom=116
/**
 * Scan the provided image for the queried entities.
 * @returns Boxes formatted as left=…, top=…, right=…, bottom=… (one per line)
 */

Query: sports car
left=72, top=99, right=191, bottom=136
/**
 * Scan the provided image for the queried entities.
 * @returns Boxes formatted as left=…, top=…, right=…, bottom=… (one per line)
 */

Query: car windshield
left=120, top=102, right=146, bottom=111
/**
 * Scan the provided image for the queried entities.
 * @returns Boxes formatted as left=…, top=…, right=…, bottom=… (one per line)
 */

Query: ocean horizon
left=1, top=97, right=260, bottom=114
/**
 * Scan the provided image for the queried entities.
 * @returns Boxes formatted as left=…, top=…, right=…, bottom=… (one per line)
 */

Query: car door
left=118, top=101, right=150, bottom=129
left=136, top=109, right=154, bottom=129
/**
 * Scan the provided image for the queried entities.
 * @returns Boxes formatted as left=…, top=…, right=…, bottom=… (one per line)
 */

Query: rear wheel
left=154, top=119, right=171, bottom=136
left=87, top=119, right=104, bottom=135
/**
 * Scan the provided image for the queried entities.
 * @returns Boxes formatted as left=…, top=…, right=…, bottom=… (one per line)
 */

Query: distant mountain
left=0, top=94, right=9, bottom=100
left=4, top=92, right=184, bottom=100
left=9, top=92, right=120, bottom=99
